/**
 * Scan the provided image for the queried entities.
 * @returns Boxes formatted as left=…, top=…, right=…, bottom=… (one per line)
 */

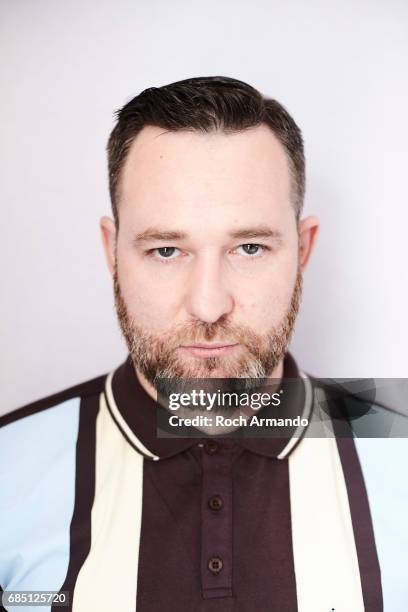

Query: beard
left=113, top=264, right=303, bottom=396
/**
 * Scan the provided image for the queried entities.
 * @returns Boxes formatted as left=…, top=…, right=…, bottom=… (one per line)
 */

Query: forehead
left=119, top=124, right=292, bottom=225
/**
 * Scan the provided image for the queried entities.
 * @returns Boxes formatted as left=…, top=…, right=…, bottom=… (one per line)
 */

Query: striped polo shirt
left=0, top=353, right=407, bottom=612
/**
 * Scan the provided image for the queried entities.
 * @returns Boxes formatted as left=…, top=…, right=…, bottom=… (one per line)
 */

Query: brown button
left=208, top=495, right=223, bottom=511
left=204, top=440, right=220, bottom=455
left=208, top=556, right=223, bottom=574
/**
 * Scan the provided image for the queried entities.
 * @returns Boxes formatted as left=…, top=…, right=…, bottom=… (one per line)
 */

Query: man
left=0, top=77, right=406, bottom=612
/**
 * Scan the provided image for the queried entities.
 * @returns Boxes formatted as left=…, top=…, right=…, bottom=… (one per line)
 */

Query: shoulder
left=0, top=373, right=107, bottom=478
left=0, top=373, right=107, bottom=430
left=308, top=375, right=408, bottom=431
left=307, top=374, right=408, bottom=486
left=0, top=372, right=107, bottom=517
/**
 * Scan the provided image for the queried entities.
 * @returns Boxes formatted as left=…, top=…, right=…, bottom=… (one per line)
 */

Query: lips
left=179, top=343, right=239, bottom=357
left=183, top=343, right=236, bottom=349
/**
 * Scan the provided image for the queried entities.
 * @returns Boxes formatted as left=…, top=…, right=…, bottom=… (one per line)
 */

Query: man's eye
left=236, top=244, right=267, bottom=256
left=150, top=246, right=180, bottom=260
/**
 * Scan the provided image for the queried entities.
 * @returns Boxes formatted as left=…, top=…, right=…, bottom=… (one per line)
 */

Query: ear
left=298, top=215, right=320, bottom=272
left=100, top=216, right=117, bottom=276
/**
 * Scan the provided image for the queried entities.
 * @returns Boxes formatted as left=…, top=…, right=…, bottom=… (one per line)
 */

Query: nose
left=184, top=252, right=234, bottom=324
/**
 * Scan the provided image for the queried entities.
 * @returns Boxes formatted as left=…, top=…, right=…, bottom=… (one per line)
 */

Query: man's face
left=105, top=125, right=315, bottom=388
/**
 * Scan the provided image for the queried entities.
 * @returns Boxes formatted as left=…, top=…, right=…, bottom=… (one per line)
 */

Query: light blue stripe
left=0, top=398, right=80, bottom=612
left=354, top=436, right=408, bottom=611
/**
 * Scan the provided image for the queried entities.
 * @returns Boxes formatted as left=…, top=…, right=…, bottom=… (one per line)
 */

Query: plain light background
left=1, top=0, right=407, bottom=414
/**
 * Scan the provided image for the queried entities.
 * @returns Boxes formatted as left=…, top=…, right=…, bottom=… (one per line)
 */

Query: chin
left=178, top=356, right=249, bottom=379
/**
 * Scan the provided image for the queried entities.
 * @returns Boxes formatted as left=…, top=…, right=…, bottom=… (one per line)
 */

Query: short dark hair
left=107, top=76, right=305, bottom=226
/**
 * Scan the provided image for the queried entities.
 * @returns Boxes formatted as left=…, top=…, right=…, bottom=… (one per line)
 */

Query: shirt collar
left=104, top=352, right=312, bottom=461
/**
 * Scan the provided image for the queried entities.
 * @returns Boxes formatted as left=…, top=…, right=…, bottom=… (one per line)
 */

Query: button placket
left=200, top=440, right=234, bottom=599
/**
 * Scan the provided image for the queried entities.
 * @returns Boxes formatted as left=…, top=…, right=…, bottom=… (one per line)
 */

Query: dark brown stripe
left=103, top=389, right=154, bottom=460
left=51, top=393, right=100, bottom=611
left=0, top=587, right=7, bottom=612
left=334, top=422, right=383, bottom=610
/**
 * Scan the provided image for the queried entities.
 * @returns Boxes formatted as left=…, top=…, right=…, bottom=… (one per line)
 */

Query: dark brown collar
left=105, top=352, right=312, bottom=460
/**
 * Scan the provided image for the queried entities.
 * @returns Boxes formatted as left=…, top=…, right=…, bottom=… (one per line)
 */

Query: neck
left=135, top=368, right=158, bottom=402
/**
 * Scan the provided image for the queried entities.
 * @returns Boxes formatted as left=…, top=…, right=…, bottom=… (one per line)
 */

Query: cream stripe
left=72, top=393, right=144, bottom=612
left=289, top=425, right=365, bottom=611
left=277, top=371, right=313, bottom=460
left=105, top=371, right=160, bottom=461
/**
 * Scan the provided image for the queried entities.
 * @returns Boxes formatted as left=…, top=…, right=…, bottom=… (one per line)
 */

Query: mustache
left=153, top=319, right=260, bottom=353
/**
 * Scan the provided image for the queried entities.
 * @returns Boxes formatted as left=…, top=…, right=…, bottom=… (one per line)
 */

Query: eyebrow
left=229, top=226, right=283, bottom=241
left=133, top=225, right=283, bottom=244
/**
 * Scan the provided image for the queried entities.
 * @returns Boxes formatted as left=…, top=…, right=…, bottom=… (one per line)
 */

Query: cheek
left=117, top=254, right=180, bottom=332
left=239, top=257, right=298, bottom=328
